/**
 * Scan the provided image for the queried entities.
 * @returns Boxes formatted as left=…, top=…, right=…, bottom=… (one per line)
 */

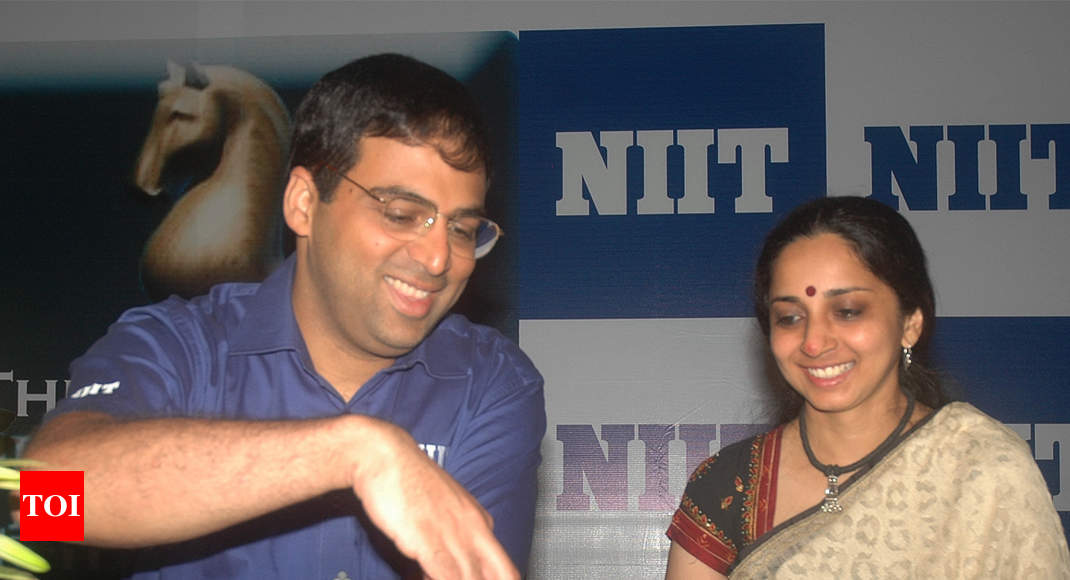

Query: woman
left=664, top=196, right=1069, bottom=578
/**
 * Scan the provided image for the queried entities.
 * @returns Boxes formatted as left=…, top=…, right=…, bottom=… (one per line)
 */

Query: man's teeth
left=807, top=362, right=854, bottom=379
left=386, top=277, right=430, bottom=299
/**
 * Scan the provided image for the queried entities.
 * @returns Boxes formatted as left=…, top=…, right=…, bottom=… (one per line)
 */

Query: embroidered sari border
left=754, top=424, right=781, bottom=538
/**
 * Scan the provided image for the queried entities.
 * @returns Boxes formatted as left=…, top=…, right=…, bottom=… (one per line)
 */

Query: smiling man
left=26, top=54, right=545, bottom=580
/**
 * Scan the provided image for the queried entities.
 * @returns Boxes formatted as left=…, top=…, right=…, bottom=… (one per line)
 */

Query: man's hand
left=24, top=412, right=521, bottom=577
left=349, top=419, right=520, bottom=580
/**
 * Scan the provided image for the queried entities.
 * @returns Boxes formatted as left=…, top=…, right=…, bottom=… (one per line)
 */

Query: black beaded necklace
left=799, top=389, right=916, bottom=513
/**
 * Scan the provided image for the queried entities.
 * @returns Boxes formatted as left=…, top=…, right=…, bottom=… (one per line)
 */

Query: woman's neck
left=798, top=390, right=915, bottom=468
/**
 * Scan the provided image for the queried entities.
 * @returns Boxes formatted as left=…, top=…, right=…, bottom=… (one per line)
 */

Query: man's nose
left=405, top=218, right=451, bottom=276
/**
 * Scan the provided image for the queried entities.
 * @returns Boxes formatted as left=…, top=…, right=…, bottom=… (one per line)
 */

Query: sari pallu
left=731, top=403, right=1070, bottom=579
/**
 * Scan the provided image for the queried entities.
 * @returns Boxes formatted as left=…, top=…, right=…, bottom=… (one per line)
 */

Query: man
left=26, top=54, right=545, bottom=580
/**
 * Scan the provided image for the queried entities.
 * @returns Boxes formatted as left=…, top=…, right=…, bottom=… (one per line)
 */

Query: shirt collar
left=229, top=254, right=304, bottom=356
left=228, top=254, right=469, bottom=380
left=391, top=315, right=471, bottom=380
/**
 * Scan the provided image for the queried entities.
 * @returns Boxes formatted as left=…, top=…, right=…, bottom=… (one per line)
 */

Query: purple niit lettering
left=556, top=424, right=635, bottom=510
left=679, top=424, right=719, bottom=477
left=720, top=424, right=771, bottom=448
left=638, top=424, right=675, bottom=511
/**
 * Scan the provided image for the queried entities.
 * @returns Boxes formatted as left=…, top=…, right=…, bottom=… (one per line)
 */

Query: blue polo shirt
left=50, top=256, right=546, bottom=579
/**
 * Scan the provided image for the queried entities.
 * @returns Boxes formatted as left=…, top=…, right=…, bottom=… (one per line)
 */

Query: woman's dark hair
left=289, top=53, right=491, bottom=201
left=753, top=196, right=948, bottom=421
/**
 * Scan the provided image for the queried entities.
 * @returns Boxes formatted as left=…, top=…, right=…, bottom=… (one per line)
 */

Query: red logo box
left=19, top=470, right=84, bottom=541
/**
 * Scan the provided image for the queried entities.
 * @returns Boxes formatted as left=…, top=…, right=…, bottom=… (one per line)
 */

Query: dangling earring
left=902, top=346, right=913, bottom=368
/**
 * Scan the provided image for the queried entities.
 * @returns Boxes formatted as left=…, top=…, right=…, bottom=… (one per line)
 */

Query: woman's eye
left=837, top=308, right=862, bottom=320
left=774, top=314, right=801, bottom=327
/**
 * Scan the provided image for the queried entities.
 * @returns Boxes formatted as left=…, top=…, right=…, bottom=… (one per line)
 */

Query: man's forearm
left=24, top=409, right=520, bottom=579
left=24, top=411, right=376, bottom=547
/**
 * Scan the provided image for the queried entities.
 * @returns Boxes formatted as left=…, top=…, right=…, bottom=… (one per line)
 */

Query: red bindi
left=805, top=285, right=816, bottom=297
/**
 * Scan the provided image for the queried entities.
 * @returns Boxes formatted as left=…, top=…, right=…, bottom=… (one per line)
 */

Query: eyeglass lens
left=379, top=197, right=499, bottom=258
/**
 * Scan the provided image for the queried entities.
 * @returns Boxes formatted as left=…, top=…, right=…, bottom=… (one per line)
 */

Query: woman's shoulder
left=921, top=402, right=1037, bottom=472
left=688, top=424, right=783, bottom=483
left=931, top=402, right=1030, bottom=448
left=668, top=424, right=786, bottom=573
left=917, top=403, right=1069, bottom=573
left=680, top=424, right=785, bottom=525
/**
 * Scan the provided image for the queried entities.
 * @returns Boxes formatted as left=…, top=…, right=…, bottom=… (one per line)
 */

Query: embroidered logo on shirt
left=332, top=572, right=350, bottom=580
left=418, top=443, right=448, bottom=467
left=68, top=381, right=120, bottom=399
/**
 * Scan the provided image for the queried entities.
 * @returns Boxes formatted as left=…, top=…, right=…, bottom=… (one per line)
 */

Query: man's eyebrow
left=368, top=185, right=487, bottom=217
left=366, top=184, right=427, bottom=202
left=451, top=207, right=488, bottom=219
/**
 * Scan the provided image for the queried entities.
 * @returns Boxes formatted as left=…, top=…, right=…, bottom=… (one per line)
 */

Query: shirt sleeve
left=47, top=299, right=202, bottom=422
left=441, top=338, right=546, bottom=573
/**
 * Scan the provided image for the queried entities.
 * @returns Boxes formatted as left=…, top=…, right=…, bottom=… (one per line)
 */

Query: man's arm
left=25, top=410, right=518, bottom=579
left=437, top=331, right=547, bottom=572
left=447, top=378, right=544, bottom=571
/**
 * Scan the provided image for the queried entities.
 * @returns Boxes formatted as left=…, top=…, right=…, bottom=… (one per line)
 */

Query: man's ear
left=283, top=166, right=317, bottom=238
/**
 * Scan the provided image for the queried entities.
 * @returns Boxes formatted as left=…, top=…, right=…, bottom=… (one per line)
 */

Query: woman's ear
left=902, top=307, right=924, bottom=348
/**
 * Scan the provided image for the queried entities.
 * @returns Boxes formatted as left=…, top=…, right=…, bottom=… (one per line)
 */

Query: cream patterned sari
left=732, top=402, right=1070, bottom=579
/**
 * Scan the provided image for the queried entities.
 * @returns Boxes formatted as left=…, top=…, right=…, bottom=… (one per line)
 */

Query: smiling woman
left=664, top=196, right=1070, bottom=579
left=766, top=232, right=923, bottom=422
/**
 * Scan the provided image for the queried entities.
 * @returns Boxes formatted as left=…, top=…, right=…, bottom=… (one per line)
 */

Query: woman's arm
left=665, top=541, right=729, bottom=580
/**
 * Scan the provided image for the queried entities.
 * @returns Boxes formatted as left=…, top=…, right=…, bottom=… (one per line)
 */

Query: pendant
left=821, top=473, right=843, bottom=513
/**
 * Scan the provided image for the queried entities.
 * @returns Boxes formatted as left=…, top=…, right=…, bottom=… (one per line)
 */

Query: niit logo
left=19, top=471, right=84, bottom=541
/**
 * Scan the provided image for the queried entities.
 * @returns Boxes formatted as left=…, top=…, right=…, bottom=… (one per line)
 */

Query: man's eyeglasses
left=324, top=166, right=502, bottom=259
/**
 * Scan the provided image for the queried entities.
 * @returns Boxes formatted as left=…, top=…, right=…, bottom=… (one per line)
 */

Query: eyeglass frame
left=321, top=164, right=503, bottom=259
